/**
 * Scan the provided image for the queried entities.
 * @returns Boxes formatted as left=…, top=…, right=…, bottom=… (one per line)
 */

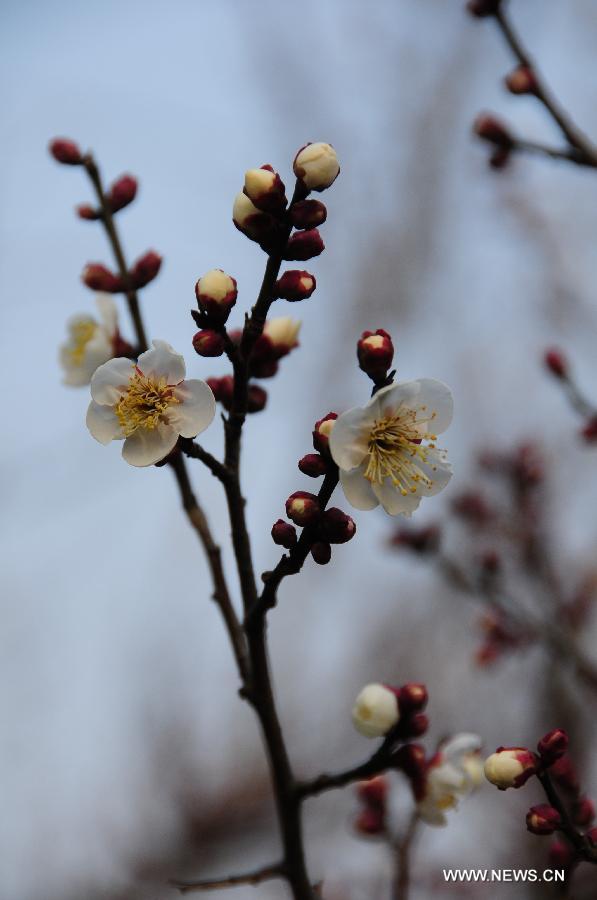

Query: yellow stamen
left=68, top=320, right=98, bottom=365
left=363, top=409, right=439, bottom=496
left=115, top=369, right=179, bottom=437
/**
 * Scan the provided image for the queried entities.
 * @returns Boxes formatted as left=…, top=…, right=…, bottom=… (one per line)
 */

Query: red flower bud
left=354, top=806, right=385, bottom=836
left=298, top=453, right=328, bottom=478
left=573, top=797, right=595, bottom=827
left=108, top=174, right=138, bottom=212
left=537, top=729, right=569, bottom=765
left=394, top=744, right=427, bottom=801
left=398, top=683, right=428, bottom=713
left=49, top=137, right=83, bottom=165
left=195, top=269, right=238, bottom=321
left=313, top=413, right=338, bottom=454
left=473, top=113, right=512, bottom=146
left=271, top=519, right=297, bottom=549
left=247, top=384, right=267, bottom=413
left=466, top=0, right=502, bottom=17
left=405, top=712, right=429, bottom=738
left=289, top=199, right=327, bottom=229
left=311, top=541, right=332, bottom=565
left=131, top=250, right=162, bottom=288
left=549, top=756, right=579, bottom=793
left=82, top=263, right=123, bottom=293
left=243, top=165, right=287, bottom=214
left=505, top=66, right=538, bottom=96
left=357, top=329, right=394, bottom=381
left=548, top=840, right=575, bottom=868
left=320, top=507, right=356, bottom=544
left=357, top=776, right=388, bottom=809
left=207, top=375, right=234, bottom=409
left=526, top=804, right=561, bottom=835
left=76, top=203, right=100, bottom=220
left=284, top=228, right=325, bottom=261
left=275, top=270, right=317, bottom=302
left=286, top=491, right=320, bottom=527
left=451, top=491, right=493, bottom=525
left=192, top=330, right=225, bottom=357
left=544, top=348, right=568, bottom=379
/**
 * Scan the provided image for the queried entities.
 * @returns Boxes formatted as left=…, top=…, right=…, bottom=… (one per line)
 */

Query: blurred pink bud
left=398, top=683, right=428, bottom=713
left=108, top=174, right=138, bottom=212
left=544, top=348, right=568, bottom=379
left=357, top=776, right=388, bottom=809
left=548, top=840, right=575, bottom=868
left=505, top=66, right=538, bottom=95
left=573, top=797, right=595, bottom=827
left=207, top=375, right=234, bottom=409
left=526, top=804, right=561, bottom=835
left=581, top=416, right=597, bottom=443
left=466, top=0, right=502, bottom=17
left=131, top=250, right=162, bottom=288
left=76, top=203, right=100, bottom=220
left=354, top=806, right=385, bottom=836
left=550, top=756, right=579, bottom=793
left=82, top=263, right=123, bottom=293
left=473, top=113, right=512, bottom=146
left=391, top=525, right=440, bottom=555
left=49, top=137, right=83, bottom=165
left=192, top=330, right=225, bottom=358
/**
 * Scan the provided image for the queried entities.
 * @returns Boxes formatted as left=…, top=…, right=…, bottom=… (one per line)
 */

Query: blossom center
left=364, top=409, right=438, bottom=496
left=68, top=320, right=98, bottom=365
left=115, top=369, right=179, bottom=437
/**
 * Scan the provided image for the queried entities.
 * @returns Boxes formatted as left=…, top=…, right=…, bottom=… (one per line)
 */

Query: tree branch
left=537, top=771, right=597, bottom=864
left=170, top=862, right=284, bottom=894
left=179, top=437, right=231, bottom=483
left=297, top=735, right=396, bottom=799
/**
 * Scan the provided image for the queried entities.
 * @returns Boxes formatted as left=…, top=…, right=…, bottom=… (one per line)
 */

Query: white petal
left=169, top=379, right=216, bottom=438
left=417, top=798, right=448, bottom=827
left=95, top=293, right=118, bottom=336
left=86, top=401, right=123, bottom=444
left=329, top=406, right=374, bottom=471
left=415, top=448, right=453, bottom=497
left=339, top=465, right=378, bottom=510
left=376, top=379, right=453, bottom=435
left=90, top=357, right=135, bottom=405
left=122, top=423, right=178, bottom=467
left=441, top=733, right=483, bottom=761
left=372, top=479, right=422, bottom=517
left=137, top=340, right=186, bottom=384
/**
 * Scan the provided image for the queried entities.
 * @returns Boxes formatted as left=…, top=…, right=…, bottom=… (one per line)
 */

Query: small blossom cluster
left=351, top=681, right=429, bottom=740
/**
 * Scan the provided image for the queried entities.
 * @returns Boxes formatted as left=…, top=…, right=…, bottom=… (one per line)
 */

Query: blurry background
left=2, top=0, right=597, bottom=896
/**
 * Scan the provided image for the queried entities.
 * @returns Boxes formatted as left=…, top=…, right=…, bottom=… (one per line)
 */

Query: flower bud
left=195, top=269, right=238, bottom=320
left=247, top=384, right=268, bottom=413
left=108, top=174, right=138, bottom=212
left=357, top=776, right=388, bottom=809
left=311, top=541, right=332, bottom=565
left=251, top=358, right=279, bottom=379
left=286, top=491, right=320, bottom=526
left=489, top=146, right=512, bottom=170
left=313, top=413, right=338, bottom=454
left=49, top=137, right=83, bottom=165
left=537, top=729, right=569, bottom=765
left=451, top=490, right=493, bottom=525
left=244, top=165, right=287, bottom=214
left=573, top=797, right=595, bottom=827
left=484, top=747, right=538, bottom=790
left=505, top=66, right=538, bottom=95
left=263, top=317, right=301, bottom=358
left=320, top=508, right=356, bottom=544
left=354, top=807, right=385, bottom=835
left=271, top=519, right=297, bottom=549
left=357, top=329, right=394, bottom=381
left=548, top=840, right=575, bottom=868
left=405, top=712, right=429, bottom=738
left=275, top=270, right=317, bottom=302
left=298, top=453, right=328, bottom=478
left=473, top=113, right=512, bottom=146
left=82, top=263, right=123, bottom=293
left=131, top=250, right=162, bottom=288
left=544, top=348, right=567, bottom=379
left=293, top=142, right=340, bottom=192
left=466, top=0, right=502, bottom=16
left=352, top=683, right=400, bottom=738
left=394, top=744, right=427, bottom=800
left=192, top=329, right=225, bottom=357
left=526, top=804, right=561, bottom=836
left=398, top=683, right=428, bottom=713
left=550, top=756, right=579, bottom=793
left=207, top=375, right=234, bottom=408
left=390, top=525, right=440, bottom=555
left=284, top=228, right=325, bottom=261
left=233, top=192, right=278, bottom=246
left=289, top=199, right=327, bottom=229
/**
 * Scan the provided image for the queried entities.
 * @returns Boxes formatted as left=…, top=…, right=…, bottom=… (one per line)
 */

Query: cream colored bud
left=233, top=191, right=261, bottom=228
left=293, top=142, right=340, bottom=191
left=352, top=683, right=399, bottom=738
left=484, top=747, right=537, bottom=790
left=264, top=317, right=301, bottom=350
left=244, top=168, right=276, bottom=201
left=196, top=269, right=237, bottom=303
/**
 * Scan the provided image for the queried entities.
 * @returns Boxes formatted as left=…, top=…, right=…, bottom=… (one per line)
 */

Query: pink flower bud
left=473, top=113, right=512, bottom=146
left=247, top=384, right=267, bottom=413
left=275, top=270, right=317, bottom=302
left=108, top=174, right=138, bottom=212
left=573, top=797, right=595, bottom=827
left=298, top=453, right=328, bottom=478
left=195, top=269, right=238, bottom=320
left=550, top=756, right=579, bottom=793
left=131, top=250, right=162, bottom=288
left=398, top=683, right=428, bottom=713
left=451, top=491, right=493, bottom=525
left=286, top=491, right=320, bottom=526
left=192, top=330, right=225, bottom=357
left=505, top=66, right=538, bottom=95
left=405, top=712, right=429, bottom=738
left=311, top=541, right=332, bottom=565
left=484, top=747, right=538, bottom=790
left=537, top=729, right=569, bottom=765
left=289, top=199, right=327, bottom=229
left=284, top=228, right=325, bottom=261
left=271, top=519, right=297, bottom=549
left=82, top=263, right=123, bottom=293
left=357, top=329, right=394, bottom=381
left=466, top=0, right=502, bottom=16
left=313, top=413, right=338, bottom=454
left=526, top=804, right=561, bottom=835
left=548, top=840, right=575, bottom=868
left=76, top=203, right=100, bottom=220
left=243, top=165, right=287, bottom=214
left=207, top=375, right=234, bottom=408
left=354, top=807, right=385, bottom=836
left=544, top=348, right=568, bottom=379
left=233, top=192, right=279, bottom=246
left=49, top=137, right=83, bottom=165
left=293, top=142, right=340, bottom=192
left=320, top=508, right=356, bottom=544
left=357, top=776, right=388, bottom=809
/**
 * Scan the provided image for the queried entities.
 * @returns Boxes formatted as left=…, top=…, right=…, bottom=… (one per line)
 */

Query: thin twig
left=537, top=771, right=597, bottom=864
left=512, top=139, right=597, bottom=169
left=297, top=735, right=396, bottom=799
left=179, top=437, right=231, bottom=483
left=392, top=812, right=420, bottom=900
left=170, top=862, right=283, bottom=894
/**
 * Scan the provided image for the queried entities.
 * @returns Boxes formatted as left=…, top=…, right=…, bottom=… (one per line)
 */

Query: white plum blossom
left=86, top=340, right=215, bottom=467
left=293, top=142, right=340, bottom=191
left=60, top=294, right=118, bottom=386
left=352, top=683, right=400, bottom=738
left=329, top=379, right=453, bottom=516
left=417, top=733, right=483, bottom=826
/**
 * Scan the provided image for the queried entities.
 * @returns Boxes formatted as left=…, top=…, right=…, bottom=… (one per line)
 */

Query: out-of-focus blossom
left=263, top=317, right=301, bottom=356
left=417, top=733, right=483, bottom=826
left=351, top=683, right=400, bottom=738
left=60, top=294, right=119, bottom=386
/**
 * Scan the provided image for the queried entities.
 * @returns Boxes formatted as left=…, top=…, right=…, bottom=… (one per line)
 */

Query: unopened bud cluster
left=351, top=681, right=428, bottom=740
left=82, top=250, right=161, bottom=293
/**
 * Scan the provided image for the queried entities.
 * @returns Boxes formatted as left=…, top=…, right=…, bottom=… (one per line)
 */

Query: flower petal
left=86, top=401, right=123, bottom=444
left=90, top=357, right=135, bottom=405
left=122, top=423, right=178, bottom=467
left=169, top=379, right=216, bottom=438
left=95, top=293, right=118, bottom=336
left=372, top=478, right=422, bottom=517
left=137, top=340, right=186, bottom=385
left=441, top=733, right=483, bottom=761
left=329, top=406, right=374, bottom=471
left=339, top=464, right=378, bottom=510
left=377, top=379, right=453, bottom=435
left=414, top=448, right=453, bottom=497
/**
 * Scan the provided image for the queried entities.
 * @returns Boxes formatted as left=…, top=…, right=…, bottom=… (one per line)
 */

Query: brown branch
left=179, top=437, right=231, bottom=483
left=511, top=139, right=597, bottom=169
left=297, top=735, right=396, bottom=799
left=170, top=862, right=283, bottom=894
left=392, top=812, right=420, bottom=900
left=537, top=771, right=597, bottom=864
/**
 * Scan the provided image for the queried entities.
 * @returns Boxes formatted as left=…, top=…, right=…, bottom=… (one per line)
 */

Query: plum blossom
left=329, top=379, right=453, bottom=516
left=417, top=733, right=483, bottom=825
left=86, top=340, right=215, bottom=467
left=352, top=683, right=400, bottom=738
left=60, top=294, right=118, bottom=386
